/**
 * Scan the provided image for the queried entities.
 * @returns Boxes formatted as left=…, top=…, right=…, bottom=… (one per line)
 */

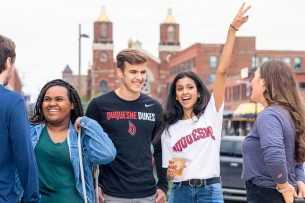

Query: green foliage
left=83, top=92, right=104, bottom=113
left=153, top=167, right=172, bottom=201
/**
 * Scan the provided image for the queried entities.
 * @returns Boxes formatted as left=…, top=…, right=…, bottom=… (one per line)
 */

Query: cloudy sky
left=1, top=0, right=305, bottom=102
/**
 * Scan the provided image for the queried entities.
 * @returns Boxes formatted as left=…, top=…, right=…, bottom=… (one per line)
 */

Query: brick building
left=85, top=6, right=182, bottom=102
left=63, top=5, right=305, bottom=136
left=7, top=68, right=22, bottom=93
left=62, top=65, right=87, bottom=98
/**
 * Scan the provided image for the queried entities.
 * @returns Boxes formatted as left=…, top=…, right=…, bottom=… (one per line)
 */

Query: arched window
left=167, top=26, right=174, bottom=42
left=99, top=80, right=108, bottom=93
left=101, top=25, right=107, bottom=39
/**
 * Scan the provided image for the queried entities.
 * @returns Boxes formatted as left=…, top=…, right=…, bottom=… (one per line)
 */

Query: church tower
left=89, top=5, right=116, bottom=98
left=158, top=7, right=181, bottom=100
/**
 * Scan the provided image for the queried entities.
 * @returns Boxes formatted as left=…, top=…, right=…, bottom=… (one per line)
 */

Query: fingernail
left=246, top=15, right=249, bottom=18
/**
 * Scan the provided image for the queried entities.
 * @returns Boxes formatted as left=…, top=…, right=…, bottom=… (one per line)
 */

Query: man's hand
left=155, top=189, right=166, bottom=203
left=94, top=186, right=105, bottom=203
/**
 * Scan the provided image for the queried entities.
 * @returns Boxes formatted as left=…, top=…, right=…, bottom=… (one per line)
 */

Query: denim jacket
left=17, top=116, right=116, bottom=203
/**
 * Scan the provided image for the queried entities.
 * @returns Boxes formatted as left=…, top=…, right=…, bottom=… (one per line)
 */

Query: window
left=225, top=87, right=231, bottom=102
left=186, top=60, right=191, bottom=70
left=210, top=56, right=217, bottom=68
left=295, top=57, right=301, bottom=69
left=210, top=74, right=216, bottom=83
left=173, top=66, right=177, bottom=74
left=167, top=26, right=174, bottom=42
left=220, top=141, right=232, bottom=156
left=233, top=85, right=240, bottom=101
left=166, top=83, right=171, bottom=96
left=234, top=142, right=243, bottom=158
left=284, top=57, right=291, bottom=67
left=180, top=62, right=185, bottom=71
left=252, top=56, right=259, bottom=68
left=262, top=56, right=269, bottom=63
left=241, top=84, right=247, bottom=99
left=299, top=83, right=305, bottom=89
left=99, top=81, right=108, bottom=93
left=101, top=24, right=107, bottom=39
left=192, top=57, right=196, bottom=68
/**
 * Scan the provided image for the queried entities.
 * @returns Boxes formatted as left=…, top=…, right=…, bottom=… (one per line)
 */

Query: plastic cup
left=172, top=157, right=186, bottom=176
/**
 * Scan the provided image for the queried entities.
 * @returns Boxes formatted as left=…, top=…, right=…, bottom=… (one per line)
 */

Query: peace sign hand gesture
left=231, top=2, right=251, bottom=30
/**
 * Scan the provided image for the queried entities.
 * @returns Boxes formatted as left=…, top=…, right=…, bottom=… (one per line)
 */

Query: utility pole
left=78, top=24, right=89, bottom=95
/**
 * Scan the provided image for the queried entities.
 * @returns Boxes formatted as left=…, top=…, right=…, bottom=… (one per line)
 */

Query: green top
left=34, top=127, right=83, bottom=203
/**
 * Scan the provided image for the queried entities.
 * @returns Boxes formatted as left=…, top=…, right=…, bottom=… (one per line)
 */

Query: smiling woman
left=18, top=79, right=116, bottom=203
left=152, top=3, right=252, bottom=203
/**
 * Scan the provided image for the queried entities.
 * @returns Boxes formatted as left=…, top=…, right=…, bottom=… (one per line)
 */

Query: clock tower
left=158, top=7, right=180, bottom=100
left=89, top=5, right=116, bottom=98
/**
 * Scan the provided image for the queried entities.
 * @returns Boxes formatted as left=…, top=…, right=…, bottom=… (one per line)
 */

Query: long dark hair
left=260, top=59, right=305, bottom=163
left=30, top=79, right=84, bottom=124
left=152, top=71, right=210, bottom=144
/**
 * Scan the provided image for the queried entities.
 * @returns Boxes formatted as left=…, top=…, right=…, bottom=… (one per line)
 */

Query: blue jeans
left=169, top=182, right=224, bottom=203
left=245, top=181, right=285, bottom=203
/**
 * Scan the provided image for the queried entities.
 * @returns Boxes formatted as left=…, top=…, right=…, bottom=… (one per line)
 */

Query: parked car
left=220, top=135, right=246, bottom=202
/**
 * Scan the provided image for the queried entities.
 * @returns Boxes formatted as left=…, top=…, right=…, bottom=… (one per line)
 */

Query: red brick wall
left=159, top=24, right=180, bottom=46
left=94, top=22, right=113, bottom=44
left=8, top=69, right=22, bottom=93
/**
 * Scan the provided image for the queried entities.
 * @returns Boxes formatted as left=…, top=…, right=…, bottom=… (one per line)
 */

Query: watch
left=276, top=183, right=290, bottom=193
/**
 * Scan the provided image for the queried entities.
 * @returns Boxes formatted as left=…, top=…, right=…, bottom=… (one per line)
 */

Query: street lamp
left=78, top=24, right=89, bottom=95
left=236, top=80, right=257, bottom=120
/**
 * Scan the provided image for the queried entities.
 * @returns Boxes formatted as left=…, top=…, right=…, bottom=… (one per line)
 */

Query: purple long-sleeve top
left=241, top=105, right=305, bottom=189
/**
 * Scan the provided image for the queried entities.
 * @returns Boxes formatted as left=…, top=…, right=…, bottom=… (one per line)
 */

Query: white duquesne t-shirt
left=161, top=94, right=224, bottom=182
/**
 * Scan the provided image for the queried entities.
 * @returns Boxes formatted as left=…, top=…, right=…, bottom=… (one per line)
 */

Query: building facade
left=63, top=5, right=305, bottom=136
left=62, top=65, right=88, bottom=98
left=7, top=68, right=22, bottom=93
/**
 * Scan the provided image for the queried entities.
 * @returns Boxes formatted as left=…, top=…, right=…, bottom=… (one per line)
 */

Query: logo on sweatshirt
left=173, top=126, right=215, bottom=152
left=128, top=121, right=136, bottom=136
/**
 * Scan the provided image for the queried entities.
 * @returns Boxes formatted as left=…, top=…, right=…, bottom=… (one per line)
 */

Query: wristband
left=276, top=183, right=290, bottom=193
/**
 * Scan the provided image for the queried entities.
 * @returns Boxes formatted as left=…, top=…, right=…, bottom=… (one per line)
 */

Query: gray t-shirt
left=241, top=105, right=305, bottom=189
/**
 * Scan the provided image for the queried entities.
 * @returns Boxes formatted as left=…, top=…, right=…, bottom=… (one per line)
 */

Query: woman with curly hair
left=242, top=59, right=305, bottom=203
left=20, top=79, right=116, bottom=203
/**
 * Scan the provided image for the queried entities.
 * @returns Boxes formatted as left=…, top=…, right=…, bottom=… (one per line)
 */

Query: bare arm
left=213, top=2, right=251, bottom=111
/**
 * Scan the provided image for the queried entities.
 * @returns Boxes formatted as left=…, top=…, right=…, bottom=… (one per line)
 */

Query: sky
left=1, top=0, right=305, bottom=102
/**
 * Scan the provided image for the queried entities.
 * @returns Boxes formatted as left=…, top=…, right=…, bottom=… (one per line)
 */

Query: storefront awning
left=232, top=103, right=264, bottom=121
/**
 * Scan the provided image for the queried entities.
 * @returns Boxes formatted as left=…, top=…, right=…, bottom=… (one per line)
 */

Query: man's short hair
left=0, top=35, right=16, bottom=74
left=116, top=49, right=148, bottom=72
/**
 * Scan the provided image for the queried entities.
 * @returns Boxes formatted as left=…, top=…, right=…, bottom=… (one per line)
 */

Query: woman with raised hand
left=152, top=3, right=251, bottom=203
left=20, top=79, right=116, bottom=203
